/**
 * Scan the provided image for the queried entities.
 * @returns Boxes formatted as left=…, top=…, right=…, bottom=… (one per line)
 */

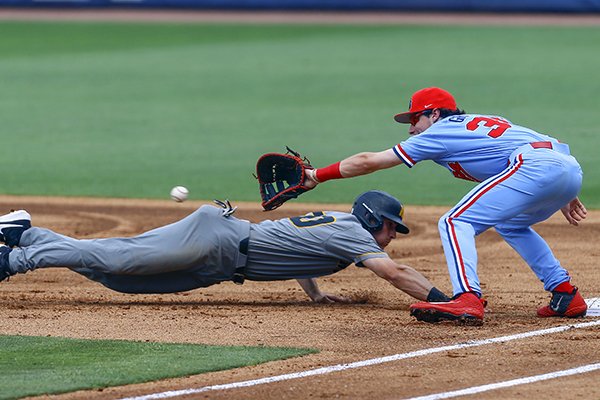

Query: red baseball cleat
left=537, top=287, right=587, bottom=318
left=410, top=292, right=484, bottom=324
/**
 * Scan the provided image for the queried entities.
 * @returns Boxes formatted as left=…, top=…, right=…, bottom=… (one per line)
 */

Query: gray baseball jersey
left=7, top=206, right=389, bottom=293
left=245, top=211, right=389, bottom=280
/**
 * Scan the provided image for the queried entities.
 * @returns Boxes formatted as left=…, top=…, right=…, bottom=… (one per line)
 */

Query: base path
left=0, top=195, right=599, bottom=400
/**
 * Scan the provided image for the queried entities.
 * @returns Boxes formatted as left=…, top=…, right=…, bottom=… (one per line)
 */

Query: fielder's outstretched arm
left=305, top=149, right=402, bottom=187
left=361, top=257, right=448, bottom=302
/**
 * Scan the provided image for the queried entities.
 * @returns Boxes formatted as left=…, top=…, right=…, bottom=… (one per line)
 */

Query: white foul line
left=404, top=361, right=600, bottom=400
left=120, top=319, right=600, bottom=400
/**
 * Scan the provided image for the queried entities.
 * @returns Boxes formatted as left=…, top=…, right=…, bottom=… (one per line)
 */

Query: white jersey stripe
left=393, top=144, right=415, bottom=167
left=444, top=217, right=471, bottom=292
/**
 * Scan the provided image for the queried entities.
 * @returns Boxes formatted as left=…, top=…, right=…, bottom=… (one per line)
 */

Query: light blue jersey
left=394, top=114, right=561, bottom=182
left=391, top=114, right=582, bottom=296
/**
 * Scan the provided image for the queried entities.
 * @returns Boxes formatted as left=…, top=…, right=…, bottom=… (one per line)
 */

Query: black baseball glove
left=255, top=147, right=314, bottom=211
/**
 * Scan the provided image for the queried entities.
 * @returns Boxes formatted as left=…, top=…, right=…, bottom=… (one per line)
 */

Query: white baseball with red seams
left=170, top=186, right=189, bottom=202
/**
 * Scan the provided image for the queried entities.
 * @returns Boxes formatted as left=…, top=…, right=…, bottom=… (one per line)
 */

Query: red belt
left=530, top=141, right=553, bottom=149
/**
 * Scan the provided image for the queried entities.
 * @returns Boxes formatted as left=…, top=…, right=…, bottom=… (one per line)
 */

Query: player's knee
left=190, top=205, right=219, bottom=221
left=438, top=212, right=452, bottom=233
left=197, top=205, right=212, bottom=213
left=495, top=226, right=529, bottom=238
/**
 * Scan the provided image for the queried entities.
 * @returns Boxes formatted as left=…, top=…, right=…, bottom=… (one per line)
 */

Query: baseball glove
left=255, top=147, right=313, bottom=211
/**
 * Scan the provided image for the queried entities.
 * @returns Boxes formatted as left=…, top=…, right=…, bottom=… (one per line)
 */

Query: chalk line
left=119, top=319, right=600, bottom=400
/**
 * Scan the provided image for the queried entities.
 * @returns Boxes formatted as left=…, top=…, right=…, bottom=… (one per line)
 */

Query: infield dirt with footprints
left=0, top=195, right=599, bottom=400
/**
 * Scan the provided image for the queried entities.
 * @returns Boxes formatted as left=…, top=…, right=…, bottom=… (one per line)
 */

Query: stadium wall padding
left=1, top=0, right=600, bottom=13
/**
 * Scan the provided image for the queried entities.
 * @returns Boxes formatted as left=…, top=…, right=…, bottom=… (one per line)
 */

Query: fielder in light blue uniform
left=306, top=87, right=588, bottom=323
left=394, top=114, right=580, bottom=297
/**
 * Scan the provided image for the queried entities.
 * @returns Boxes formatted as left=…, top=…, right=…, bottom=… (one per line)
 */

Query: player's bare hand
left=304, top=168, right=319, bottom=189
left=312, top=292, right=352, bottom=303
left=560, top=197, right=587, bottom=226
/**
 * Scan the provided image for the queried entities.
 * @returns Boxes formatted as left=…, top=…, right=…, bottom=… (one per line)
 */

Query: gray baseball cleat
left=0, top=210, right=31, bottom=247
left=0, top=245, right=13, bottom=282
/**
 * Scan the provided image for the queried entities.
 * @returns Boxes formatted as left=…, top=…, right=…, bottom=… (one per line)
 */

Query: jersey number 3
left=466, top=117, right=511, bottom=138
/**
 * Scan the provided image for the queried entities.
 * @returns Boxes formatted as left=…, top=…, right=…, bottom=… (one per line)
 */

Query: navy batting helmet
left=351, top=190, right=409, bottom=234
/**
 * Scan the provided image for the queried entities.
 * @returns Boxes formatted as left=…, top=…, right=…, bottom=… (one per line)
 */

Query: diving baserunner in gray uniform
left=0, top=191, right=449, bottom=303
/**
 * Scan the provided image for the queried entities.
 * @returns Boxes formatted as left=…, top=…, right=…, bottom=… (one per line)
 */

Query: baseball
left=170, top=186, right=189, bottom=202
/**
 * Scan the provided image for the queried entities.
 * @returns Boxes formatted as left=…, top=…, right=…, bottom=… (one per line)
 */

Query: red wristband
left=315, top=162, right=343, bottom=182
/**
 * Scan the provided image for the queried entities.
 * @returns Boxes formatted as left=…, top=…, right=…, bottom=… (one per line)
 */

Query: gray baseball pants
left=8, top=206, right=250, bottom=293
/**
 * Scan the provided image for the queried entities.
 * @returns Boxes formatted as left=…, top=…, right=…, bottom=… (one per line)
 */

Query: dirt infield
left=1, top=195, right=599, bottom=400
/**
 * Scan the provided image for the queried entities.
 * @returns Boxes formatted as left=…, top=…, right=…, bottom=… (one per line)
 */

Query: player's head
left=393, top=87, right=465, bottom=135
left=394, top=87, right=457, bottom=124
left=352, top=190, right=409, bottom=235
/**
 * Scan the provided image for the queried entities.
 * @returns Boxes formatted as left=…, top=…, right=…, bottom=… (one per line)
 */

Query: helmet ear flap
left=365, top=212, right=383, bottom=232
left=366, top=214, right=379, bottom=228
left=352, top=202, right=384, bottom=232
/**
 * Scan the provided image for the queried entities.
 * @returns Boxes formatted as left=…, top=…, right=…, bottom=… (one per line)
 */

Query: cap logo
left=423, top=103, right=433, bottom=109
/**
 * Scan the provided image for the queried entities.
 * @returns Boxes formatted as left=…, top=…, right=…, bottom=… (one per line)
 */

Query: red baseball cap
left=394, top=87, right=457, bottom=124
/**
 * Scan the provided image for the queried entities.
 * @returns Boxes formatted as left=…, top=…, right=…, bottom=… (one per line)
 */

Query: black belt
left=232, top=237, right=249, bottom=285
left=239, top=237, right=249, bottom=255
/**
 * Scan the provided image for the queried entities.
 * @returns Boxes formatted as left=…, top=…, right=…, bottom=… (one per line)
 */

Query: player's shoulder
left=323, top=212, right=381, bottom=248
left=301, top=211, right=377, bottom=239
left=326, top=211, right=361, bottom=227
left=289, top=210, right=355, bottom=228
left=426, top=113, right=513, bottom=132
left=419, top=114, right=471, bottom=136
left=437, top=113, right=512, bottom=123
left=325, top=211, right=373, bottom=233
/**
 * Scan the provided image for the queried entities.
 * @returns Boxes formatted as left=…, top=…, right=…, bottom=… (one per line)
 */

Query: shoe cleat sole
left=410, top=308, right=484, bottom=326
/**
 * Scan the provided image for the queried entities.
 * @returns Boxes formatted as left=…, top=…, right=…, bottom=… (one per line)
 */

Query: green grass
left=1, top=22, right=599, bottom=207
left=0, top=335, right=316, bottom=400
